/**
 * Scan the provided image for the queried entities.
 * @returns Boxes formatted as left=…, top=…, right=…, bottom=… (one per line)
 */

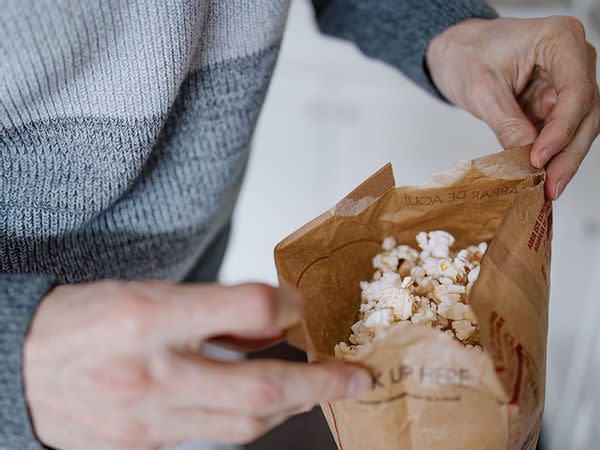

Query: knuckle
left=241, top=284, right=278, bottom=328
left=587, top=43, right=597, bottom=61
left=244, top=376, right=283, bottom=410
left=232, top=417, right=268, bottom=444
left=541, top=17, right=560, bottom=37
left=547, top=16, right=585, bottom=40
left=563, top=16, right=586, bottom=39
left=106, top=287, right=156, bottom=339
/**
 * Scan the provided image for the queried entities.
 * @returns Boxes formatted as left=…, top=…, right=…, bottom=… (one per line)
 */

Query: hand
left=24, top=281, right=371, bottom=450
left=427, top=16, right=600, bottom=199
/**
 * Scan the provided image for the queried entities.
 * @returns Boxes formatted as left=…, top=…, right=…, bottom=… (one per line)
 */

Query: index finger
left=134, top=282, right=303, bottom=344
left=531, top=40, right=597, bottom=167
left=531, top=84, right=594, bottom=167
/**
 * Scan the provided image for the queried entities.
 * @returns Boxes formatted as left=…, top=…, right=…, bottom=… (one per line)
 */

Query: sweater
left=0, top=1, right=497, bottom=448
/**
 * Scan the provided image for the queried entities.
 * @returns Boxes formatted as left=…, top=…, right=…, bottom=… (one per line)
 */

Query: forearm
left=1, top=275, right=54, bottom=450
left=311, top=0, right=498, bottom=98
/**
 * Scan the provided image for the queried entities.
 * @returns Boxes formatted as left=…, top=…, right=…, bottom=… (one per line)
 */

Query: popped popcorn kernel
left=381, top=236, right=397, bottom=251
left=452, top=320, right=477, bottom=342
left=335, top=232, right=488, bottom=358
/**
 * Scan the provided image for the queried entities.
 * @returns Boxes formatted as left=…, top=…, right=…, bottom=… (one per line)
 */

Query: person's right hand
left=24, top=281, right=372, bottom=450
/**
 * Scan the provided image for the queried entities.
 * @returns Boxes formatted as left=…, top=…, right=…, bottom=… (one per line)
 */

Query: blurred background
left=209, top=1, right=600, bottom=449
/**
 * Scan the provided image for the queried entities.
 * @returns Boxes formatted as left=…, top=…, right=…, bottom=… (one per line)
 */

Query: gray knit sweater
left=0, top=1, right=497, bottom=448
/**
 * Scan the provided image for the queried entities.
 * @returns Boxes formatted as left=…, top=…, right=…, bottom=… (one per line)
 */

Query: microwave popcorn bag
left=274, top=146, right=551, bottom=450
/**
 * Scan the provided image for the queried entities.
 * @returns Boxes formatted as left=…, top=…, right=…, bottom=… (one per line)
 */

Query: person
left=1, top=1, right=598, bottom=449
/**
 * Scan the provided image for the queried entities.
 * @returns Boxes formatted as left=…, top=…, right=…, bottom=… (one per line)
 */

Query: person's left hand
left=426, top=16, right=600, bottom=199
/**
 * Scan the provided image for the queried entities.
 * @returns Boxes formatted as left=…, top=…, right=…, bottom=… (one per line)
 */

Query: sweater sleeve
left=311, top=0, right=498, bottom=99
left=1, top=275, right=55, bottom=449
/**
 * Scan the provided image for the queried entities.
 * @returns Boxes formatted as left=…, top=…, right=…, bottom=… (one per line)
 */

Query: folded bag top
left=274, top=146, right=550, bottom=450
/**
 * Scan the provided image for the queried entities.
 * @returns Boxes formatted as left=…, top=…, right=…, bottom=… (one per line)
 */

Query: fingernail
left=554, top=178, right=566, bottom=199
left=280, top=283, right=302, bottom=309
left=534, top=148, right=550, bottom=168
left=277, top=284, right=303, bottom=317
left=346, top=369, right=372, bottom=397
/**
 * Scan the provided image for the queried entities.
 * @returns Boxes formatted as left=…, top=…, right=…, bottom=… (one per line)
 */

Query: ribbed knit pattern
left=312, top=0, right=498, bottom=98
left=0, top=277, right=54, bottom=450
left=0, top=1, right=496, bottom=448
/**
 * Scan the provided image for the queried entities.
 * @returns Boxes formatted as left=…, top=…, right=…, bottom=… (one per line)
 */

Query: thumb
left=476, top=85, right=538, bottom=149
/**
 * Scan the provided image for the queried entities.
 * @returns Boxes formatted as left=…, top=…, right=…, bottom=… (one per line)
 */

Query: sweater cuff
left=1, top=275, right=55, bottom=449
left=314, top=0, right=498, bottom=99
left=417, top=1, right=500, bottom=99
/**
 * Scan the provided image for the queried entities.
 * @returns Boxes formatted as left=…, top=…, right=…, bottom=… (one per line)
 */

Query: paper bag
left=274, top=146, right=551, bottom=450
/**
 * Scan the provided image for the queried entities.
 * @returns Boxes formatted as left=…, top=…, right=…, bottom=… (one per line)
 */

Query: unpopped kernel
left=335, top=231, right=486, bottom=358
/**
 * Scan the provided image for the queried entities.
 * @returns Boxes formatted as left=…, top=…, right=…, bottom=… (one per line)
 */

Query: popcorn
left=400, top=276, right=413, bottom=289
left=335, top=231, right=487, bottom=358
left=364, top=309, right=394, bottom=329
left=411, top=298, right=436, bottom=326
left=417, top=230, right=455, bottom=258
left=444, top=329, right=456, bottom=339
left=373, top=253, right=400, bottom=272
left=436, top=302, right=454, bottom=319
left=466, top=265, right=481, bottom=296
left=381, top=236, right=397, bottom=251
left=334, top=342, right=356, bottom=359
left=465, top=344, right=483, bottom=352
left=435, top=314, right=449, bottom=329
left=452, top=320, right=477, bottom=342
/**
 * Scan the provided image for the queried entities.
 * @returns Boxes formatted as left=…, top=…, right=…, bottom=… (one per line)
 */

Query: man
left=1, top=1, right=597, bottom=449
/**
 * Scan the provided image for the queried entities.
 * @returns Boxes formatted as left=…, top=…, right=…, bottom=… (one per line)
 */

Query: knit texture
left=0, top=1, right=496, bottom=448
left=312, top=0, right=498, bottom=98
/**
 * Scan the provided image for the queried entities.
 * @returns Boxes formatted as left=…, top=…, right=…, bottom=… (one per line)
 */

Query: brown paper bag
left=274, top=146, right=551, bottom=450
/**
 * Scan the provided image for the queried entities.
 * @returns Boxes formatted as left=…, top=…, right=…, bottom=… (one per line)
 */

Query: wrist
left=428, top=18, right=493, bottom=62
left=425, top=18, right=496, bottom=103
